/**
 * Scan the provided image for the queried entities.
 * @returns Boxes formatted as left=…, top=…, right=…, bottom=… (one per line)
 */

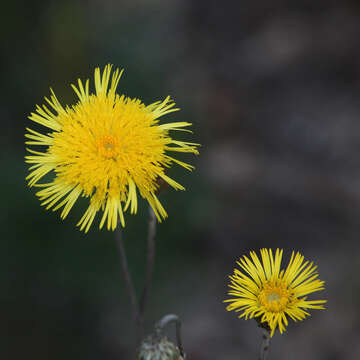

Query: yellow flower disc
left=224, top=249, right=326, bottom=336
left=25, top=65, right=199, bottom=232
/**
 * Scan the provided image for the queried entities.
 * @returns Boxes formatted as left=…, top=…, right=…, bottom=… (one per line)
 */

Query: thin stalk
left=115, top=226, right=139, bottom=332
left=115, top=207, right=157, bottom=348
left=259, top=327, right=271, bottom=360
left=138, top=206, right=157, bottom=339
left=155, top=314, right=185, bottom=358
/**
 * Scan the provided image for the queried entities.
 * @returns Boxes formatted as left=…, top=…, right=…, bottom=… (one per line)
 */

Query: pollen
left=258, top=281, right=291, bottom=312
left=96, top=135, right=119, bottom=158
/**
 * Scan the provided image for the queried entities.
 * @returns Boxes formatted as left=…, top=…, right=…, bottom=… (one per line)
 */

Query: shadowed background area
left=2, top=0, right=360, bottom=359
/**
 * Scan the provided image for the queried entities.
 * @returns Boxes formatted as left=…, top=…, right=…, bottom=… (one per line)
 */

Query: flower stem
left=115, top=206, right=157, bottom=348
left=259, top=327, right=271, bottom=360
left=155, top=314, right=185, bottom=358
left=115, top=226, right=139, bottom=325
left=138, top=206, right=157, bottom=341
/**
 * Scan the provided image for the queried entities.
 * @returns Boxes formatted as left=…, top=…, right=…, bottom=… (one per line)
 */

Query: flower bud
left=137, top=335, right=183, bottom=360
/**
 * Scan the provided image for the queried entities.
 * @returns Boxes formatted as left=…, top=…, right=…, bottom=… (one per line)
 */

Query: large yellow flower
left=224, top=249, right=326, bottom=336
left=25, top=65, right=199, bottom=232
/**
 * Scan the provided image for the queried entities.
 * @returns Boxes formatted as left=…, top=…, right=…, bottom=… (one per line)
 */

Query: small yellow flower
left=25, top=65, right=199, bottom=232
left=224, top=249, right=326, bottom=337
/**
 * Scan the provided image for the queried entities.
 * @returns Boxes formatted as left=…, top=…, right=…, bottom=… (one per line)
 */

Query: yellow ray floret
left=25, top=64, right=199, bottom=232
left=224, top=249, right=326, bottom=337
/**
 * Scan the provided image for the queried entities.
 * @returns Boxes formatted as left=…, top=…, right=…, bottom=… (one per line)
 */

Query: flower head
left=224, top=249, right=326, bottom=337
left=25, top=65, right=199, bottom=232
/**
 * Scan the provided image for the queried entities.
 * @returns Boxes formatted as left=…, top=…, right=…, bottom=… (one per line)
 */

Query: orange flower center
left=259, top=281, right=291, bottom=312
left=96, top=135, right=119, bottom=158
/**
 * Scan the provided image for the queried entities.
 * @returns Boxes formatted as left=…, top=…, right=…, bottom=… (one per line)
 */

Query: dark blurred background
left=2, top=0, right=360, bottom=359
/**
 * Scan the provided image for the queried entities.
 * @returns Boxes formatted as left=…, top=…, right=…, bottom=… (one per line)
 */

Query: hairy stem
left=115, top=227, right=139, bottom=338
left=138, top=206, right=157, bottom=339
left=259, top=327, right=271, bottom=360
left=155, top=314, right=185, bottom=358
left=115, top=207, right=157, bottom=348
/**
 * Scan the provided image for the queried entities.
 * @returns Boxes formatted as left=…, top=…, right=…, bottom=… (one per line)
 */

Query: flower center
left=258, top=281, right=291, bottom=312
left=267, top=292, right=280, bottom=302
left=96, top=135, right=119, bottom=158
